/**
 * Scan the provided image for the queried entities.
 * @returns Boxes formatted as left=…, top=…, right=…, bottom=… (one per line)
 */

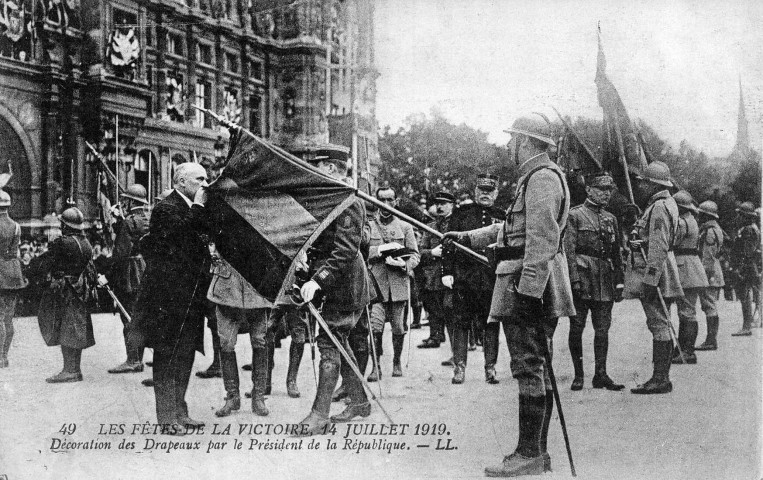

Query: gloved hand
left=109, top=204, right=124, bottom=218
left=385, top=256, right=407, bottom=269
left=300, top=280, right=321, bottom=303
left=441, top=275, right=454, bottom=289
left=628, top=238, right=644, bottom=252
left=431, top=244, right=443, bottom=258
left=442, top=232, right=471, bottom=249
left=614, top=284, right=624, bottom=303
left=515, top=289, right=543, bottom=318
left=97, top=274, right=109, bottom=287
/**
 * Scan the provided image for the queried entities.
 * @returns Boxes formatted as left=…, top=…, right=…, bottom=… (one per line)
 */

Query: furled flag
left=206, top=133, right=356, bottom=302
left=595, top=26, right=649, bottom=195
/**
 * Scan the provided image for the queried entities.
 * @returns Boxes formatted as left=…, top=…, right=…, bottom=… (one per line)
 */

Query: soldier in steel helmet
left=671, top=190, right=709, bottom=364
left=729, top=201, right=761, bottom=337
left=0, top=185, right=29, bottom=367
left=35, top=207, right=95, bottom=383
left=694, top=200, right=725, bottom=350
left=445, top=114, right=574, bottom=477
left=628, top=161, right=683, bottom=394
left=564, top=172, right=625, bottom=391
left=106, top=184, right=151, bottom=374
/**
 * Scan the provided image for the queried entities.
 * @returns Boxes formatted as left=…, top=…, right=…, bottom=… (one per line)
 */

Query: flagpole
left=193, top=105, right=490, bottom=268
left=611, top=111, right=635, bottom=203
left=115, top=114, right=120, bottom=204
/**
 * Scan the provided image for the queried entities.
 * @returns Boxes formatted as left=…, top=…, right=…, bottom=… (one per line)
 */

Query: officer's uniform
left=564, top=175, right=624, bottom=390
left=673, top=196, right=709, bottom=363
left=417, top=212, right=451, bottom=347
left=730, top=202, right=761, bottom=336
left=443, top=177, right=504, bottom=383
left=695, top=201, right=725, bottom=350
left=108, top=204, right=150, bottom=371
left=0, top=207, right=28, bottom=367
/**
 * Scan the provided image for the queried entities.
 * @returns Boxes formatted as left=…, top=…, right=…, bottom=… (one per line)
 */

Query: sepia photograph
left=0, top=0, right=761, bottom=479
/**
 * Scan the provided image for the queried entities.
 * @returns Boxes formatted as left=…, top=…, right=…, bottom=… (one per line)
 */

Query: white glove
left=385, top=256, right=407, bottom=268
left=295, top=250, right=309, bottom=272
left=109, top=204, right=123, bottom=218
left=97, top=274, right=108, bottom=287
left=377, top=242, right=404, bottom=253
left=300, top=280, right=321, bottom=303
left=441, top=275, right=454, bottom=289
left=431, top=245, right=443, bottom=258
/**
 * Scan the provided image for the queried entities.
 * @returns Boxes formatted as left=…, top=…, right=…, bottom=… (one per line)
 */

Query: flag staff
left=193, top=105, right=490, bottom=268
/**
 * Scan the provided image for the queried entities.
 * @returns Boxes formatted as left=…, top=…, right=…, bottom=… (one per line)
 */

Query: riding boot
left=196, top=331, right=222, bottom=378
left=483, top=322, right=499, bottom=384
left=485, top=395, right=545, bottom=477
left=298, top=357, right=340, bottom=435
left=672, top=320, right=688, bottom=363
left=568, top=328, right=584, bottom=390
left=591, top=334, right=624, bottom=390
left=392, top=334, right=405, bottom=377
left=251, top=348, right=270, bottom=416
left=696, top=316, right=719, bottom=350
left=684, top=322, right=698, bottom=363
left=539, top=391, right=554, bottom=472
left=286, top=341, right=304, bottom=398
left=264, top=342, right=275, bottom=395
left=331, top=340, right=371, bottom=423
left=451, top=327, right=468, bottom=384
left=215, top=351, right=241, bottom=417
left=631, top=341, right=673, bottom=394
left=367, top=332, right=383, bottom=382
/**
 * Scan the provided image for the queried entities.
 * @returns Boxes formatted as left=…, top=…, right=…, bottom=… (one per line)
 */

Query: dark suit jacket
left=310, top=198, right=370, bottom=312
left=133, top=190, right=211, bottom=352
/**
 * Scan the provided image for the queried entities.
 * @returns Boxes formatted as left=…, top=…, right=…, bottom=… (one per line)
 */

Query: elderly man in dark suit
left=133, top=162, right=211, bottom=435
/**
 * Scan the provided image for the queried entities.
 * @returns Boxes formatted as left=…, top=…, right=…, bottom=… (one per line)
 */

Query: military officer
left=671, top=191, right=709, bottom=364
left=730, top=201, right=761, bottom=337
left=36, top=207, right=95, bottom=383
left=417, top=192, right=455, bottom=350
left=564, top=173, right=625, bottom=391
left=0, top=185, right=28, bottom=367
left=695, top=200, right=725, bottom=350
left=107, top=184, right=151, bottom=374
left=629, top=162, right=683, bottom=394
left=366, top=186, right=420, bottom=381
left=442, top=175, right=504, bottom=385
left=446, top=114, right=574, bottom=476
left=298, top=154, right=371, bottom=432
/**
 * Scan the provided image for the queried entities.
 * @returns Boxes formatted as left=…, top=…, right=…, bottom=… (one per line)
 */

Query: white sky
left=374, top=0, right=763, bottom=157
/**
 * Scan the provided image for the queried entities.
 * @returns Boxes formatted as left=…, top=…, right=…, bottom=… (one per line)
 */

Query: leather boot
left=215, top=351, right=241, bottom=417
left=297, top=358, right=340, bottom=436
left=108, top=338, right=144, bottom=373
left=286, top=341, right=304, bottom=398
left=631, top=341, right=673, bottom=394
left=251, top=348, right=270, bottom=416
left=452, top=327, right=468, bottom=384
left=592, top=335, right=624, bottom=390
left=683, top=321, right=698, bottom=363
left=331, top=344, right=371, bottom=423
left=367, top=332, right=383, bottom=382
left=452, top=362, right=465, bottom=384
left=696, top=316, right=719, bottom=350
left=263, top=342, right=275, bottom=395
left=484, top=323, right=500, bottom=384
left=392, top=334, right=405, bottom=377
left=485, top=395, right=545, bottom=477
left=196, top=331, right=222, bottom=378
left=568, top=328, right=584, bottom=391
left=539, top=391, right=554, bottom=473
left=484, top=365, right=499, bottom=385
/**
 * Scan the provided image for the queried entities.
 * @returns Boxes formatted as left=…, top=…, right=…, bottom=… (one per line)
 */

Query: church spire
left=735, top=76, right=750, bottom=154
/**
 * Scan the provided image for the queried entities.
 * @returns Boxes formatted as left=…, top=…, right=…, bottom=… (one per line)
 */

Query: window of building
left=250, top=59, right=263, bottom=81
left=195, top=80, right=212, bottom=128
left=113, top=8, right=137, bottom=31
left=196, top=42, right=212, bottom=65
left=145, top=22, right=153, bottom=46
left=249, top=93, right=262, bottom=135
left=167, top=33, right=184, bottom=56
left=225, top=52, right=238, bottom=73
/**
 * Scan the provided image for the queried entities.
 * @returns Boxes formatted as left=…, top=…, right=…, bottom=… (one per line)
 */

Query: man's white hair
left=173, top=162, right=206, bottom=186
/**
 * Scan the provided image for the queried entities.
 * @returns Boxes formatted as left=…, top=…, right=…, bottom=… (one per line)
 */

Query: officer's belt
left=492, top=245, right=525, bottom=261
left=575, top=246, right=609, bottom=259
left=675, top=248, right=699, bottom=256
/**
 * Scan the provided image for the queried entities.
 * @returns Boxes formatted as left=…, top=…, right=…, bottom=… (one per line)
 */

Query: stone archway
left=0, top=105, right=36, bottom=221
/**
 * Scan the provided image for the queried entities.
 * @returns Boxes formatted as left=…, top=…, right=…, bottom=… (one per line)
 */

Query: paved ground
left=0, top=298, right=761, bottom=480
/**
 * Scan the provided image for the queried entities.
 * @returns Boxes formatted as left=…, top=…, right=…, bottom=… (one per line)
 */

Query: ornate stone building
left=0, top=0, right=378, bottom=227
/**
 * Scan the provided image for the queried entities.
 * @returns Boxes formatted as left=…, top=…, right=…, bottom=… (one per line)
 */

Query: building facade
left=0, top=0, right=378, bottom=226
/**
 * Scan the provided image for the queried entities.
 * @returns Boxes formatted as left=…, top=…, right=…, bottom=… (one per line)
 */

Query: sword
left=302, top=309, right=318, bottom=388
left=304, top=301, right=395, bottom=425
left=366, top=305, right=383, bottom=398
left=96, top=275, right=131, bottom=322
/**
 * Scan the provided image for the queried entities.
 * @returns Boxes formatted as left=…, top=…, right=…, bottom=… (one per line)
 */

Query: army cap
left=433, top=191, right=456, bottom=204
left=476, top=174, right=499, bottom=191
left=698, top=200, right=718, bottom=219
left=673, top=190, right=698, bottom=213
left=585, top=172, right=615, bottom=190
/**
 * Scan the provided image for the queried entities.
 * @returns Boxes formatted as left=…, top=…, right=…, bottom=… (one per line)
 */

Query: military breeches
left=640, top=296, right=674, bottom=342
left=735, top=281, right=758, bottom=329
left=569, top=299, right=612, bottom=337
left=216, top=305, right=271, bottom=352
left=452, top=286, right=492, bottom=329
left=0, top=291, right=17, bottom=359
left=677, top=288, right=702, bottom=324
left=370, top=301, right=407, bottom=335
left=501, top=317, right=558, bottom=397
left=699, top=287, right=720, bottom=318
left=316, top=309, right=362, bottom=365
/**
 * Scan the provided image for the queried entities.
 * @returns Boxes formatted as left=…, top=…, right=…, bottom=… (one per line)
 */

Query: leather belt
left=493, top=245, right=526, bottom=262
left=575, top=246, right=609, bottom=259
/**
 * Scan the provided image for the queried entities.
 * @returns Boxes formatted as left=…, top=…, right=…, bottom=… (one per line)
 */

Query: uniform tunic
left=675, top=212, right=710, bottom=324
left=697, top=219, right=725, bottom=318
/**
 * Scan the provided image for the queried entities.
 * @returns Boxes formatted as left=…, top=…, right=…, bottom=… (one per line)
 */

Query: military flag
left=206, top=133, right=356, bottom=302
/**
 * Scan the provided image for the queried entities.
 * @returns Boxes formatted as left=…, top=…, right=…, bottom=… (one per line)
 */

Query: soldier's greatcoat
left=468, top=153, right=575, bottom=320
left=443, top=203, right=503, bottom=291
left=698, top=219, right=725, bottom=288
left=418, top=214, right=450, bottom=292
left=0, top=212, right=27, bottom=290
left=675, top=212, right=709, bottom=290
left=367, top=214, right=420, bottom=303
left=110, top=206, right=150, bottom=298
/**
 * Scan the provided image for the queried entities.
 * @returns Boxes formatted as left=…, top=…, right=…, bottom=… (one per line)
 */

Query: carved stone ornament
left=108, top=27, right=140, bottom=68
